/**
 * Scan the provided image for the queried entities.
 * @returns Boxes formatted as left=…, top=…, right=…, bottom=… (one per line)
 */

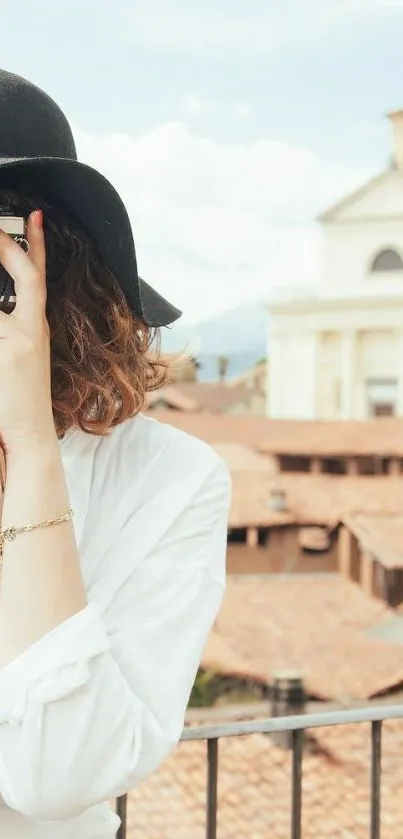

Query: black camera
left=0, top=212, right=29, bottom=313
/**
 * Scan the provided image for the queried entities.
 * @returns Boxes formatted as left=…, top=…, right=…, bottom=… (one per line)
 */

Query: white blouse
left=0, top=414, right=230, bottom=838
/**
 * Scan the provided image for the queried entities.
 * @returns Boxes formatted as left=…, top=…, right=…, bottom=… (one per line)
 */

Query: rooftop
left=149, top=411, right=403, bottom=457
left=203, top=576, right=403, bottom=701
left=124, top=716, right=403, bottom=839
left=212, top=443, right=275, bottom=473
left=147, top=382, right=250, bottom=413
left=258, top=418, right=403, bottom=458
left=229, top=471, right=403, bottom=527
left=147, top=386, right=199, bottom=412
left=344, top=513, right=403, bottom=569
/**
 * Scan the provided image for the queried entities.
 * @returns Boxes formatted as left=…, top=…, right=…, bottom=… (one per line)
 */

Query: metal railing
left=115, top=702, right=403, bottom=839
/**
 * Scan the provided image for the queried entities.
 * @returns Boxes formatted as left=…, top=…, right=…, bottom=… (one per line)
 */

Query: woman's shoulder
left=114, top=412, right=220, bottom=457
left=93, top=413, right=229, bottom=490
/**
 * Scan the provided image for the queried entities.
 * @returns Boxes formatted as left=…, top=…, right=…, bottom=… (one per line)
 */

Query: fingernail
left=33, top=209, right=43, bottom=229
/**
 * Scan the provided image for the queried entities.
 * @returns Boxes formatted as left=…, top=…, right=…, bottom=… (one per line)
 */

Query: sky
left=1, top=0, right=403, bottom=323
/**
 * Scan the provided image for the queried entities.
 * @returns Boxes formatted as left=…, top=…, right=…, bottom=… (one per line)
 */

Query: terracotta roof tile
left=212, top=443, right=276, bottom=472
left=147, top=411, right=403, bottom=456
left=148, top=382, right=250, bottom=413
left=144, top=410, right=291, bottom=447
left=124, top=718, right=403, bottom=839
left=257, top=417, right=403, bottom=457
left=203, top=576, right=403, bottom=701
left=146, top=386, right=199, bottom=412
left=344, top=513, right=403, bottom=568
left=229, top=471, right=403, bottom=526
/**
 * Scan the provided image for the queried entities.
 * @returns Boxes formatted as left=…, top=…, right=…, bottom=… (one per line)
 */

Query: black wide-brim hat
left=0, top=69, right=181, bottom=327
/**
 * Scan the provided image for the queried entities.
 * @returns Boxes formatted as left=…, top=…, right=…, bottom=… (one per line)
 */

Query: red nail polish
left=34, top=209, right=43, bottom=229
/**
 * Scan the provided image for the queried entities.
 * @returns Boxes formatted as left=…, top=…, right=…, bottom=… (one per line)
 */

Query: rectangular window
left=366, top=378, right=397, bottom=417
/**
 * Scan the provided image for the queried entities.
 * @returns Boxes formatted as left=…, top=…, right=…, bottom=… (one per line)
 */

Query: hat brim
left=0, top=156, right=182, bottom=327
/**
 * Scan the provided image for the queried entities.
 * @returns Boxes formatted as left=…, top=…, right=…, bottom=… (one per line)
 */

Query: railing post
left=116, top=793, right=127, bottom=839
left=370, top=721, right=382, bottom=839
left=291, top=729, right=303, bottom=839
left=206, top=738, right=219, bottom=839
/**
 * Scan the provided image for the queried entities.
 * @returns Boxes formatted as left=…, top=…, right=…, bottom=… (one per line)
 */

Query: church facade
left=267, top=111, right=403, bottom=420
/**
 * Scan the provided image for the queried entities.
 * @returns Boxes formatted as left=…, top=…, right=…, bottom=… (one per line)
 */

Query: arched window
left=371, top=249, right=403, bottom=272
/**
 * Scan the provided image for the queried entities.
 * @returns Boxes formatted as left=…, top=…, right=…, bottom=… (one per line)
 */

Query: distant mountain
left=161, top=302, right=267, bottom=381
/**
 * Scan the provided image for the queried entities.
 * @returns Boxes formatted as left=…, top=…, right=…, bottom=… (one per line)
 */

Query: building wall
left=339, top=526, right=403, bottom=607
left=266, top=170, right=403, bottom=420
left=227, top=529, right=338, bottom=575
left=229, top=362, right=267, bottom=416
left=316, top=331, right=342, bottom=419
left=268, top=331, right=318, bottom=419
left=268, top=306, right=403, bottom=419
left=320, top=218, right=403, bottom=298
left=316, top=328, right=400, bottom=419
left=355, top=330, right=399, bottom=417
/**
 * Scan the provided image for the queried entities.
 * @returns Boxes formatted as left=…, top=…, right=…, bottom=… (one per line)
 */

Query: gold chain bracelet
left=0, top=508, right=74, bottom=564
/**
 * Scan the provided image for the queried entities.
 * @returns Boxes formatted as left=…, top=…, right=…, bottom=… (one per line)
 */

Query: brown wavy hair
left=0, top=182, right=169, bottom=438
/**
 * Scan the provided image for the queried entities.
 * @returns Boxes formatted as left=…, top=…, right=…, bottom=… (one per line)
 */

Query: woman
left=0, top=69, right=230, bottom=838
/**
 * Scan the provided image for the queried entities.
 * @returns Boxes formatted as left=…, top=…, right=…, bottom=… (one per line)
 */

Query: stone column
left=246, top=527, right=258, bottom=548
left=338, top=526, right=353, bottom=578
left=304, top=330, right=319, bottom=419
left=389, top=457, right=401, bottom=476
left=360, top=550, right=375, bottom=597
left=311, top=457, right=323, bottom=475
left=347, top=457, right=359, bottom=476
left=268, top=333, right=282, bottom=417
left=396, top=332, right=403, bottom=416
left=340, top=330, right=356, bottom=419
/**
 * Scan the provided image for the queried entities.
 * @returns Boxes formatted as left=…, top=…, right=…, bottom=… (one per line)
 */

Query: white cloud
left=73, top=119, right=371, bottom=323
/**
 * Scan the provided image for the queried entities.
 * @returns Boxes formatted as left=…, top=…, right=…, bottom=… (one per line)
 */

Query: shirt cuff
left=0, top=603, right=111, bottom=724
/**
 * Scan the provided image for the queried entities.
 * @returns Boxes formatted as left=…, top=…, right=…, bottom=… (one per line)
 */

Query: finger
left=21, top=209, right=47, bottom=319
left=26, top=210, right=46, bottom=281
left=0, top=217, right=46, bottom=323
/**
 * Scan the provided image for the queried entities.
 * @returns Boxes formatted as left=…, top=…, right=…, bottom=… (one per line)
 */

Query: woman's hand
left=0, top=210, right=57, bottom=457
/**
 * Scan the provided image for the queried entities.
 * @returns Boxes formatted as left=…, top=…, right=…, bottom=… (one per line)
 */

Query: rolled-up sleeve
left=0, top=457, right=230, bottom=821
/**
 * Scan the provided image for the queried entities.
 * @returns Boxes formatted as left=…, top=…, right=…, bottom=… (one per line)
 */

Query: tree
left=218, top=355, right=230, bottom=382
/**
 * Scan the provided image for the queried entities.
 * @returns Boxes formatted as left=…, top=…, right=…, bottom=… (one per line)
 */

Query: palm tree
left=218, top=355, right=230, bottom=382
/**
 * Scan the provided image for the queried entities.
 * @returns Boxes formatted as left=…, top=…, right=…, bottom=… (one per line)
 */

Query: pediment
left=319, top=170, right=403, bottom=222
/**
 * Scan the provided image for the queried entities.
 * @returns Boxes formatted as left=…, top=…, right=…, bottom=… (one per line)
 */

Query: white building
left=268, top=111, right=403, bottom=420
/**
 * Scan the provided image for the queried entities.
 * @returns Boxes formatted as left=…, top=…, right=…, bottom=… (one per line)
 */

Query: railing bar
left=291, top=730, right=303, bottom=839
left=370, top=721, right=382, bottom=839
left=181, top=703, right=403, bottom=741
left=116, top=793, right=127, bottom=839
left=206, top=738, right=218, bottom=839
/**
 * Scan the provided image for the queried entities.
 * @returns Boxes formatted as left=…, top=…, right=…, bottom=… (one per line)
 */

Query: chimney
left=388, top=110, right=403, bottom=171
left=267, top=487, right=288, bottom=513
left=270, top=670, right=306, bottom=750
